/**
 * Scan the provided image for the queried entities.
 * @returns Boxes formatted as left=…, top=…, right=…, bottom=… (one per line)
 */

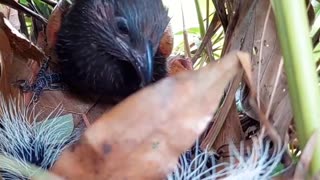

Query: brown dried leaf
left=313, top=172, right=320, bottom=180
left=0, top=13, right=46, bottom=63
left=201, top=0, right=258, bottom=149
left=241, top=0, right=292, bottom=139
left=46, top=0, right=70, bottom=55
left=33, top=90, right=99, bottom=126
left=0, top=14, right=45, bottom=105
left=201, top=43, right=256, bottom=149
left=0, top=26, right=12, bottom=60
left=0, top=26, right=20, bottom=99
left=51, top=51, right=251, bottom=179
left=294, top=130, right=320, bottom=180
left=0, top=0, right=20, bottom=31
left=212, top=102, right=244, bottom=150
left=202, top=0, right=290, bottom=151
left=37, top=30, right=47, bottom=50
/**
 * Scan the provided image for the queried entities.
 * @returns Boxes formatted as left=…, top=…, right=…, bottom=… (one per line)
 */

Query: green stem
left=194, top=0, right=205, bottom=38
left=271, top=0, right=320, bottom=176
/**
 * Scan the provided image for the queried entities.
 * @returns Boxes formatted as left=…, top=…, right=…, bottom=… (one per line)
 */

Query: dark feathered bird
left=54, top=0, right=170, bottom=100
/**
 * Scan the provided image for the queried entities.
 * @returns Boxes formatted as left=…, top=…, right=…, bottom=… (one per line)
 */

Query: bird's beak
left=132, top=40, right=154, bottom=87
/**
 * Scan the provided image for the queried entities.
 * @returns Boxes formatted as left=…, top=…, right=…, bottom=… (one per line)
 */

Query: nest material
left=0, top=94, right=286, bottom=180
left=168, top=130, right=286, bottom=180
left=0, top=95, right=82, bottom=179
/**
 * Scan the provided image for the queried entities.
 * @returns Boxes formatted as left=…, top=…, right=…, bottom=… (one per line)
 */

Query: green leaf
left=271, top=0, right=320, bottom=175
left=194, top=0, right=205, bottom=38
left=174, top=27, right=201, bottom=35
left=271, top=163, right=285, bottom=176
left=19, top=0, right=29, bottom=6
left=33, top=0, right=53, bottom=18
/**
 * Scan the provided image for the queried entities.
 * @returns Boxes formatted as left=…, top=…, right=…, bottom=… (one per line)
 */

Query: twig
left=205, top=0, right=214, bottom=62
left=179, top=0, right=191, bottom=58
left=81, top=114, right=91, bottom=127
left=191, top=14, right=221, bottom=63
left=40, top=0, right=57, bottom=7
left=212, top=0, right=228, bottom=31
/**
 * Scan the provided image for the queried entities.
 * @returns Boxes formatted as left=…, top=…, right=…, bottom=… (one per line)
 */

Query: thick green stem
left=271, top=0, right=320, bottom=175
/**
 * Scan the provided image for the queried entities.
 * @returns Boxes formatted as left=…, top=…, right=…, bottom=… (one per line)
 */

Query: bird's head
left=57, top=0, right=170, bottom=87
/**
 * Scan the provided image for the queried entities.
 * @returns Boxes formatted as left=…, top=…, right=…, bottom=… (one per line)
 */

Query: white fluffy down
left=167, top=130, right=286, bottom=180
left=0, top=95, right=82, bottom=179
left=0, top=95, right=285, bottom=180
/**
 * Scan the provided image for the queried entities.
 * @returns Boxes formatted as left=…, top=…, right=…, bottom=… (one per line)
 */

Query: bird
left=16, top=0, right=171, bottom=102
left=55, top=0, right=170, bottom=100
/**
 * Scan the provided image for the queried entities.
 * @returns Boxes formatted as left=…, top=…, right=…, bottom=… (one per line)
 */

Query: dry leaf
left=51, top=51, right=251, bottom=180
left=37, top=30, right=47, bottom=50
left=201, top=0, right=289, bottom=151
left=0, top=13, right=46, bottom=63
left=0, top=1, right=20, bottom=30
left=0, top=4, right=20, bottom=30
left=0, top=26, right=20, bottom=100
left=46, top=0, right=70, bottom=55
left=201, top=0, right=258, bottom=149
left=0, top=13, right=45, bottom=106
left=212, top=102, right=244, bottom=150
left=0, top=27, right=12, bottom=61
left=294, top=130, right=320, bottom=180
left=240, top=0, right=292, bottom=139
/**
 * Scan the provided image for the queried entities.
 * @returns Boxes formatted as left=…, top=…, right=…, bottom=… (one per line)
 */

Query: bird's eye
left=115, top=17, right=129, bottom=35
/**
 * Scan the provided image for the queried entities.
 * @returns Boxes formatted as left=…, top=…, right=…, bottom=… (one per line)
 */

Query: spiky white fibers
left=0, top=95, right=82, bottom=179
left=167, top=129, right=287, bottom=180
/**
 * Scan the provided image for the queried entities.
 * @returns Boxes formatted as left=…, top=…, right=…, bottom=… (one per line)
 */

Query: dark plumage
left=55, top=0, right=170, bottom=99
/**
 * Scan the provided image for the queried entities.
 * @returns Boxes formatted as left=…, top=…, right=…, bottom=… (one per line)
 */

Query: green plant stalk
left=194, top=0, right=205, bottom=38
left=271, top=0, right=320, bottom=175
left=193, top=0, right=210, bottom=65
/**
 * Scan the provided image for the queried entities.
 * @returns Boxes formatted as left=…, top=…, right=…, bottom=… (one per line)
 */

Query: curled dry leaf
left=0, top=13, right=46, bottom=63
left=51, top=51, right=251, bottom=180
